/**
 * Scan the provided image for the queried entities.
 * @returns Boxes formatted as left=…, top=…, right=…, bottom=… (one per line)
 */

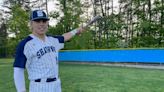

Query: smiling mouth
left=39, top=27, right=46, bottom=31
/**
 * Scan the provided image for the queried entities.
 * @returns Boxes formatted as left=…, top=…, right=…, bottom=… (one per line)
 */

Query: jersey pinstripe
left=13, top=34, right=64, bottom=80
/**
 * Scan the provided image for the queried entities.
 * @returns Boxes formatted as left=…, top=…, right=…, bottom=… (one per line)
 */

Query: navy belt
left=35, top=78, right=57, bottom=82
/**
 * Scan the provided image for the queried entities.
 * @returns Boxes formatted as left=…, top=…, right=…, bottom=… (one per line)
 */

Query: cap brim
left=32, top=17, right=49, bottom=21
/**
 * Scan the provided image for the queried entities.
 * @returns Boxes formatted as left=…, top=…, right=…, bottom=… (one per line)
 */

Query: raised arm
left=62, top=15, right=101, bottom=42
left=62, top=27, right=85, bottom=42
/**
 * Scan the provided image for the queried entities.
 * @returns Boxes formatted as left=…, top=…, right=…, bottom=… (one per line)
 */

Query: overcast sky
left=0, top=0, right=3, bottom=9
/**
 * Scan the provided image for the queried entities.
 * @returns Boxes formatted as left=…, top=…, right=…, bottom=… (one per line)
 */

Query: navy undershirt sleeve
left=53, top=35, right=64, bottom=43
left=13, top=36, right=32, bottom=68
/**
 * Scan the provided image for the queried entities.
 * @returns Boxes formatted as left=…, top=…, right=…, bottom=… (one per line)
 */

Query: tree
left=0, top=5, right=8, bottom=57
left=0, top=22, right=7, bottom=57
left=48, top=0, right=94, bottom=49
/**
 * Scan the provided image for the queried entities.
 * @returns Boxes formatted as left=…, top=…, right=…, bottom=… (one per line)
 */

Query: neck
left=32, top=32, right=46, bottom=41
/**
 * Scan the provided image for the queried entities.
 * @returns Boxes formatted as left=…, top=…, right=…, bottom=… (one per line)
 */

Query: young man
left=13, top=10, right=84, bottom=92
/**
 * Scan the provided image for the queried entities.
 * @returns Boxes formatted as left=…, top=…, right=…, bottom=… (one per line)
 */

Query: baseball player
left=13, top=10, right=85, bottom=92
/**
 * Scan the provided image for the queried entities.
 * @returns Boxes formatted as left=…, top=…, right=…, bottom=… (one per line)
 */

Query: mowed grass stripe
left=0, top=59, right=164, bottom=92
left=60, top=63, right=164, bottom=92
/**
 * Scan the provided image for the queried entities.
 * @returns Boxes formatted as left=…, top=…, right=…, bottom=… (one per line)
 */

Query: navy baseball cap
left=30, top=10, right=49, bottom=21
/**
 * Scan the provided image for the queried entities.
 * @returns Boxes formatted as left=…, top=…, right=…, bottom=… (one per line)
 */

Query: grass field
left=0, top=59, right=164, bottom=92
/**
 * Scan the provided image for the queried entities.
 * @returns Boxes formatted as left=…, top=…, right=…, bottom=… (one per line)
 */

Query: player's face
left=31, top=19, right=49, bottom=35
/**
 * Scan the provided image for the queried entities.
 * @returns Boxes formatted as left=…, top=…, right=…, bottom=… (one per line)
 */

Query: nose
left=39, top=21, right=45, bottom=25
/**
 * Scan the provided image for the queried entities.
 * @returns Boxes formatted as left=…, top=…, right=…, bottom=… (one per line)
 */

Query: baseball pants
left=29, top=78, right=61, bottom=92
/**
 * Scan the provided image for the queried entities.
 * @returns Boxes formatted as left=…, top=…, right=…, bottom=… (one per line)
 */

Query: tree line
left=0, top=0, right=163, bottom=57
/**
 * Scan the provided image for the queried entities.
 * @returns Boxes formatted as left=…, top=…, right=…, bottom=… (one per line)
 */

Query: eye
left=42, top=20, right=47, bottom=23
left=34, top=19, right=41, bottom=22
left=34, top=19, right=47, bottom=23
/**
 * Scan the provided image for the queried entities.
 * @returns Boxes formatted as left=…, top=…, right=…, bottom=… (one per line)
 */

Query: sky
left=0, top=0, right=3, bottom=9
left=46, top=0, right=62, bottom=26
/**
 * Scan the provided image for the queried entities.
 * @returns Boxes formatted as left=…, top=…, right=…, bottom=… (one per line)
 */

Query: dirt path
left=63, top=62, right=164, bottom=70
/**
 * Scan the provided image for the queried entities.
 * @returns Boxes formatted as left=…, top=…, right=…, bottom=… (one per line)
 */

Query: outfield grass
left=0, top=59, right=164, bottom=92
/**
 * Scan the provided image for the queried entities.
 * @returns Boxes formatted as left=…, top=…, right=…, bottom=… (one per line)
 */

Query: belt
left=35, top=78, right=57, bottom=82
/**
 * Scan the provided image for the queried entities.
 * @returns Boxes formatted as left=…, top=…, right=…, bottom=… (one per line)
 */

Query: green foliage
left=0, top=5, right=30, bottom=57
left=48, top=0, right=85, bottom=50
left=64, top=30, right=94, bottom=49
left=7, top=5, right=30, bottom=40
left=0, top=23, right=7, bottom=57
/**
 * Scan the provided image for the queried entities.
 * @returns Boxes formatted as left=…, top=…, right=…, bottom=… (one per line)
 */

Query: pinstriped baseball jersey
left=13, top=34, right=64, bottom=80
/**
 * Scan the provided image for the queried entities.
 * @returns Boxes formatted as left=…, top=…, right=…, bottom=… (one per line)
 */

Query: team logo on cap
left=37, top=10, right=44, bottom=17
